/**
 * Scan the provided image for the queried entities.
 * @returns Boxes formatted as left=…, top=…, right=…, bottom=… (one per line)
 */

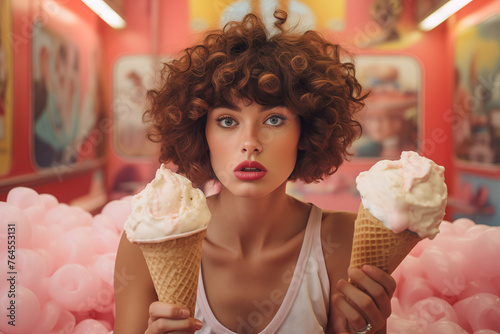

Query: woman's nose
left=241, top=127, right=262, bottom=153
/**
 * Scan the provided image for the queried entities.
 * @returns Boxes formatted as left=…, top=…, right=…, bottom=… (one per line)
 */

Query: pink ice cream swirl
left=124, top=164, right=211, bottom=243
left=356, top=151, right=447, bottom=239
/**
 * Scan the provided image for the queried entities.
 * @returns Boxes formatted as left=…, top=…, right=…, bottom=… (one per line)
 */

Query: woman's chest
left=199, top=242, right=303, bottom=333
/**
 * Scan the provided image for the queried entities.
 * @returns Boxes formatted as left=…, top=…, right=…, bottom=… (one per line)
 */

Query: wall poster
left=32, top=21, right=103, bottom=173
left=112, top=55, right=164, bottom=158
left=351, top=55, right=421, bottom=160
left=453, top=14, right=500, bottom=168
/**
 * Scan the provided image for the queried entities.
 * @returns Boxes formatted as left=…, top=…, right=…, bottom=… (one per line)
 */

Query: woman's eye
left=217, top=117, right=237, bottom=128
left=265, top=115, right=286, bottom=126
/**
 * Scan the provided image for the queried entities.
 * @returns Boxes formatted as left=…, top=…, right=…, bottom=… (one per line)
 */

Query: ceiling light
left=418, top=0, right=473, bottom=31
left=81, top=0, right=126, bottom=29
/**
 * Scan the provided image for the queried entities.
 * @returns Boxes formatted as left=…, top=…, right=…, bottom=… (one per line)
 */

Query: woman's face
left=205, top=97, right=301, bottom=198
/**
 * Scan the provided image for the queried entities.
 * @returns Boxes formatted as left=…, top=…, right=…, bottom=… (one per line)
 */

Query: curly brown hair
left=144, top=10, right=367, bottom=184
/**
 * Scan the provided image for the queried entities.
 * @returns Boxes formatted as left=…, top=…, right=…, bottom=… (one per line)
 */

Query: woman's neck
left=206, top=182, right=308, bottom=258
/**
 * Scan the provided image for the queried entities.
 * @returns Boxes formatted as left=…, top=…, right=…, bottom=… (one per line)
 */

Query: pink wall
left=100, top=0, right=192, bottom=200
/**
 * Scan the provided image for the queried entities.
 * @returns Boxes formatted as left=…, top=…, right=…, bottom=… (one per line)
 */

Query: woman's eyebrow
left=261, top=104, right=285, bottom=112
left=212, top=103, right=285, bottom=112
left=212, top=103, right=240, bottom=111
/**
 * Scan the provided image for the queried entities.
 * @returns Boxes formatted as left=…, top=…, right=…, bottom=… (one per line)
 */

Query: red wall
left=0, top=0, right=103, bottom=205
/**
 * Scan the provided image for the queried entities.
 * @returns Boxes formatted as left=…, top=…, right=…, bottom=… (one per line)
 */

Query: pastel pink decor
left=389, top=220, right=500, bottom=333
left=0, top=187, right=130, bottom=333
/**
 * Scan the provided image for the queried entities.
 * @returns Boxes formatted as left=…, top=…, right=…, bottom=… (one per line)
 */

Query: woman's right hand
left=145, top=302, right=203, bottom=334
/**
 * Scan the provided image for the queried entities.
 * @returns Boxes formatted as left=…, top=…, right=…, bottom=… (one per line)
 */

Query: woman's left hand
left=332, top=265, right=396, bottom=333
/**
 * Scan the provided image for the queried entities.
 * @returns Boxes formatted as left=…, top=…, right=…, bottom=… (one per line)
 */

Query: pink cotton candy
left=424, top=320, right=468, bottom=334
left=39, top=193, right=59, bottom=210
left=93, top=213, right=119, bottom=232
left=390, top=218, right=500, bottom=333
left=49, top=263, right=102, bottom=312
left=453, top=293, right=500, bottom=333
left=420, top=246, right=466, bottom=301
left=387, top=313, right=420, bottom=334
left=49, top=227, right=95, bottom=266
left=0, top=187, right=121, bottom=332
left=398, top=276, right=434, bottom=308
left=469, top=227, right=500, bottom=279
left=0, top=202, right=32, bottom=248
left=0, top=285, right=41, bottom=334
left=29, top=224, right=51, bottom=249
left=73, top=206, right=94, bottom=227
left=35, top=301, right=63, bottom=334
left=16, top=248, right=47, bottom=296
left=50, top=308, right=76, bottom=334
left=23, top=203, right=46, bottom=226
left=459, top=279, right=499, bottom=300
left=72, top=319, right=110, bottom=334
left=101, top=198, right=131, bottom=232
left=6, top=186, right=42, bottom=209
left=44, top=203, right=83, bottom=231
left=93, top=253, right=116, bottom=287
left=451, top=217, right=477, bottom=234
left=408, top=297, right=458, bottom=325
left=92, top=226, right=120, bottom=254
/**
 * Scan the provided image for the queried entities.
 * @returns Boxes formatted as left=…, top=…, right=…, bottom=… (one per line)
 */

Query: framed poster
left=0, top=0, right=13, bottom=175
left=351, top=55, right=421, bottom=160
left=453, top=14, right=500, bottom=168
left=32, top=22, right=81, bottom=168
left=32, top=21, right=103, bottom=172
left=112, top=55, right=165, bottom=158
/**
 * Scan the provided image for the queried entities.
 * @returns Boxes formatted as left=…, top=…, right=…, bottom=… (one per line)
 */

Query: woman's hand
left=332, top=265, right=396, bottom=333
left=145, top=302, right=203, bottom=334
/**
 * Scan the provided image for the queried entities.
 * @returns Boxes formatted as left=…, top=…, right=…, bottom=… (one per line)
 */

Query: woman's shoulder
left=320, top=209, right=357, bottom=249
left=321, top=208, right=357, bottom=233
left=318, top=207, right=358, bottom=281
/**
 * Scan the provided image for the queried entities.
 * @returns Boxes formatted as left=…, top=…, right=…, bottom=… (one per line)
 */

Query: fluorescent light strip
left=418, top=0, right=473, bottom=31
left=81, top=0, right=126, bottom=29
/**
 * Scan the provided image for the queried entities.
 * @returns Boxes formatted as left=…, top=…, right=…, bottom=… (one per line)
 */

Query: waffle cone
left=138, top=229, right=206, bottom=316
left=349, top=204, right=422, bottom=274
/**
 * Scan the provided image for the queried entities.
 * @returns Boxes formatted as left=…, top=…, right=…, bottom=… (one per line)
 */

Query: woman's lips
left=233, top=161, right=267, bottom=181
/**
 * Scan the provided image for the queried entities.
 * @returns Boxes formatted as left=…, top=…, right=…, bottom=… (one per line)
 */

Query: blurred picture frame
left=453, top=13, right=500, bottom=170
left=351, top=54, right=422, bottom=160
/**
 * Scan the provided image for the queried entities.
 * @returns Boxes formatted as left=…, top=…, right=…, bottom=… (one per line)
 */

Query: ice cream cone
left=349, top=204, right=422, bottom=274
left=138, top=228, right=206, bottom=316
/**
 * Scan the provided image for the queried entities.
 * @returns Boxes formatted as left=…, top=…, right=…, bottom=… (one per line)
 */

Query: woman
left=114, top=10, right=395, bottom=334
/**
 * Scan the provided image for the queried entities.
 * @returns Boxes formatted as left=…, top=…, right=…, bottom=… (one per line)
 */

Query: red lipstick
left=233, top=161, right=268, bottom=181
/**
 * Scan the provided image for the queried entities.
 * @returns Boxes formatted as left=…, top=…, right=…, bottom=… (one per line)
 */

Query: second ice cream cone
left=349, top=204, right=421, bottom=274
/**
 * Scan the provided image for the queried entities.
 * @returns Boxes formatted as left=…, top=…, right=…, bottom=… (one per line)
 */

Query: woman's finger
left=348, top=266, right=394, bottom=318
left=335, top=278, right=386, bottom=330
left=149, top=302, right=191, bottom=321
left=147, top=317, right=202, bottom=334
left=361, top=265, right=397, bottom=298
left=332, top=290, right=374, bottom=332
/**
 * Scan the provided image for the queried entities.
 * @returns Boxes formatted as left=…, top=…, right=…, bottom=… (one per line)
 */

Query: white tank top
left=194, top=205, right=330, bottom=333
